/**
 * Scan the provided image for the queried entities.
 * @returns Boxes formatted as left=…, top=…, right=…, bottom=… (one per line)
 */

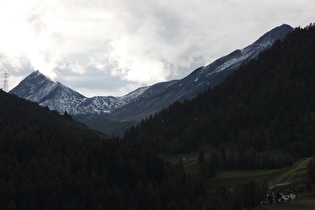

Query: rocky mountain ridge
left=10, top=24, right=293, bottom=133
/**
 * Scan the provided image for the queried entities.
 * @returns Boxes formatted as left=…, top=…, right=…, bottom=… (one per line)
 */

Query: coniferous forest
left=0, top=93, right=269, bottom=209
left=0, top=91, right=212, bottom=209
left=1, top=24, right=315, bottom=209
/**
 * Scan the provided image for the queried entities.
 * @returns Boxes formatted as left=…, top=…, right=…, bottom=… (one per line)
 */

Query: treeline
left=124, top=24, right=315, bottom=162
left=194, top=148, right=292, bottom=183
left=199, top=149, right=292, bottom=172
left=205, top=181, right=268, bottom=210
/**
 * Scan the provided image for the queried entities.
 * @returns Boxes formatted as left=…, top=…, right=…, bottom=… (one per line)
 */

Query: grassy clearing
left=159, top=143, right=295, bottom=177
left=209, top=169, right=280, bottom=190
left=208, top=158, right=310, bottom=191
left=268, top=158, right=311, bottom=189
left=159, top=143, right=311, bottom=190
left=160, top=146, right=314, bottom=209
left=159, top=144, right=215, bottom=173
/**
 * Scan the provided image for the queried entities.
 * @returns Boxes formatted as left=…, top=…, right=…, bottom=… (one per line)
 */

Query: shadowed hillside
left=0, top=90, right=209, bottom=209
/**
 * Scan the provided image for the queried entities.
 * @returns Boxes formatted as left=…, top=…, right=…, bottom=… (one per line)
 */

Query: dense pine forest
left=1, top=91, right=267, bottom=209
left=124, top=24, right=315, bottom=167
left=0, top=91, right=214, bottom=209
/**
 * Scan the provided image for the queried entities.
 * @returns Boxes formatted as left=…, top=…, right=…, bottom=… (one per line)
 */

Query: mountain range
left=9, top=24, right=293, bottom=135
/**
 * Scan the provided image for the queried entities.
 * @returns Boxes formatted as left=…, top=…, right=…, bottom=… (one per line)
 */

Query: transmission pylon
left=3, top=71, right=8, bottom=92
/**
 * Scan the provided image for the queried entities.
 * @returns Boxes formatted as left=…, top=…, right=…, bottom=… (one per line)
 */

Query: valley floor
left=160, top=149, right=314, bottom=209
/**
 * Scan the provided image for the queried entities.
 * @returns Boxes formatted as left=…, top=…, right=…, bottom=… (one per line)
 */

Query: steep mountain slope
left=10, top=24, right=293, bottom=135
left=84, top=24, right=293, bottom=127
left=10, top=71, right=129, bottom=118
left=123, top=25, right=315, bottom=157
left=10, top=71, right=85, bottom=112
left=0, top=89, right=102, bottom=136
left=109, top=24, right=293, bottom=121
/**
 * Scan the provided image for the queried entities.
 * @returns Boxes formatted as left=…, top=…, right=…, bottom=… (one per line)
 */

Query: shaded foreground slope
left=0, top=85, right=294, bottom=210
left=0, top=90, right=209, bottom=209
left=2, top=89, right=273, bottom=209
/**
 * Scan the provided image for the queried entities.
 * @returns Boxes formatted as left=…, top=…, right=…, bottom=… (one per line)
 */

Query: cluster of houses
left=260, top=183, right=301, bottom=205
left=261, top=189, right=297, bottom=205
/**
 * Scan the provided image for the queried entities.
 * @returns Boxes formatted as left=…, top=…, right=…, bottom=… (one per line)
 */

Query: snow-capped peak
left=9, top=71, right=145, bottom=120
left=9, top=24, right=293, bottom=129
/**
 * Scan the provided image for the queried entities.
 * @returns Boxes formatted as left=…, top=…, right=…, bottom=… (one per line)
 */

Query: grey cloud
left=56, top=66, right=141, bottom=97
left=2, top=0, right=315, bottom=96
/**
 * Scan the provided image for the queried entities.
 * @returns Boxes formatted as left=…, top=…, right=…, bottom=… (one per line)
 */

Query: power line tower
left=3, top=71, right=8, bottom=92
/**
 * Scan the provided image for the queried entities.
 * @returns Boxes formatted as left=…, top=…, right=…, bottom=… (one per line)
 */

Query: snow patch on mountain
left=9, top=71, right=154, bottom=118
left=10, top=24, right=293, bottom=127
left=119, top=86, right=150, bottom=104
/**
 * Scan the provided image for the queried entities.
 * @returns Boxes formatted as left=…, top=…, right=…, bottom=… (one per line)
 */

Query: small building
left=261, top=187, right=297, bottom=205
left=279, top=189, right=296, bottom=202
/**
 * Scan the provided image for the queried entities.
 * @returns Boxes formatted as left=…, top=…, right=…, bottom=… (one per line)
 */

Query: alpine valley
left=10, top=24, right=293, bottom=135
left=3, top=23, right=315, bottom=209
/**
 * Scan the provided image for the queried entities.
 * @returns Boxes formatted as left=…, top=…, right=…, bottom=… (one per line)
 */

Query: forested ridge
left=0, top=91, right=94, bottom=136
left=0, top=90, right=214, bottom=209
left=124, top=24, right=315, bottom=168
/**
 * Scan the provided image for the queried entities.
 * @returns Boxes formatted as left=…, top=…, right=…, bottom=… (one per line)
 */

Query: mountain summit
left=10, top=71, right=149, bottom=120
left=10, top=71, right=118, bottom=117
left=10, top=24, right=293, bottom=134
left=11, top=71, right=86, bottom=113
left=107, top=24, right=294, bottom=121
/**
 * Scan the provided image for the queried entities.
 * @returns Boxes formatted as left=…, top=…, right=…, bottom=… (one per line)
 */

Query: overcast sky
left=1, top=0, right=314, bottom=97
